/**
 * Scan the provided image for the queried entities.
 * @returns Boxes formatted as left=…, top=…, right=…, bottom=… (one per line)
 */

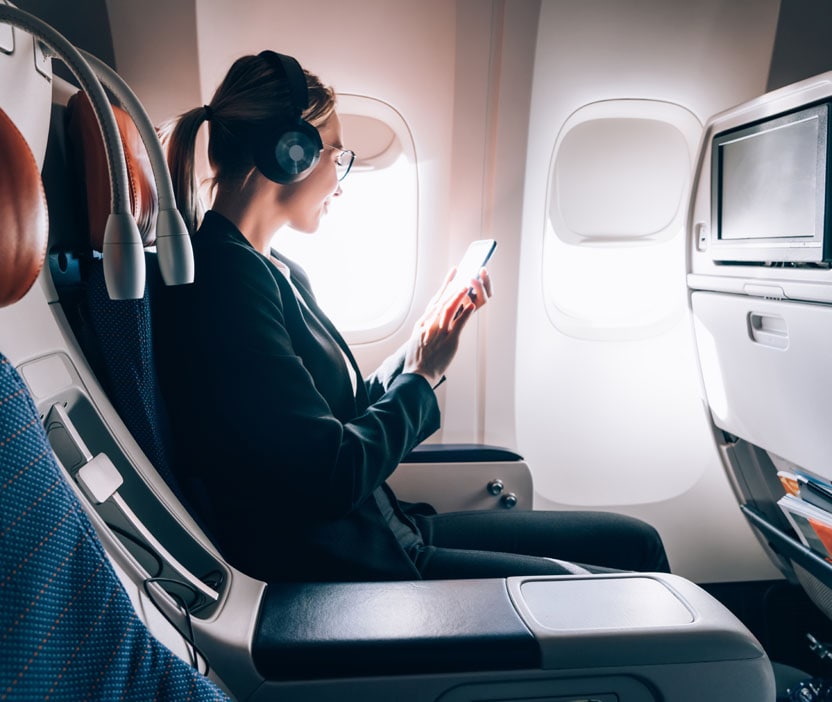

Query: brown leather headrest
left=65, top=91, right=157, bottom=251
left=0, top=107, right=48, bottom=307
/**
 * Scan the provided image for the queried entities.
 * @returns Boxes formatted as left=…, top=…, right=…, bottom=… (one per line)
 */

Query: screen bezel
left=710, top=100, right=832, bottom=264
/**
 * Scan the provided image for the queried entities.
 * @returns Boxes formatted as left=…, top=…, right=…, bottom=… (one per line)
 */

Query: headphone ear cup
left=253, top=118, right=323, bottom=184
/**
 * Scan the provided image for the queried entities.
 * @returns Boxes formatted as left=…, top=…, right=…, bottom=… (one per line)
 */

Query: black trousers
left=411, top=509, right=670, bottom=579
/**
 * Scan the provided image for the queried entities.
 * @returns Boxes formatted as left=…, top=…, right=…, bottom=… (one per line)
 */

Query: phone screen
left=454, top=239, right=497, bottom=286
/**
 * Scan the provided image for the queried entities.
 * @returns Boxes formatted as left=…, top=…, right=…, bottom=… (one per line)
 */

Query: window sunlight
left=271, top=97, right=417, bottom=343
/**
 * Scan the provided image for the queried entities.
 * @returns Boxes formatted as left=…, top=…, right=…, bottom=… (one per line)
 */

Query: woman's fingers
left=431, top=267, right=459, bottom=306
left=416, top=265, right=492, bottom=339
left=478, top=267, right=492, bottom=298
left=465, top=269, right=491, bottom=309
left=441, top=266, right=458, bottom=290
left=416, top=267, right=459, bottom=329
left=439, top=287, right=471, bottom=329
left=449, top=299, right=475, bottom=331
left=403, top=265, right=493, bottom=384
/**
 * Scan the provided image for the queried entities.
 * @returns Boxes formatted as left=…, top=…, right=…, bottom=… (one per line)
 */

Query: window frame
left=542, top=99, right=702, bottom=341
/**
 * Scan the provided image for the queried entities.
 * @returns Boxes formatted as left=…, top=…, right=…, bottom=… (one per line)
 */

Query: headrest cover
left=66, top=91, right=157, bottom=251
left=0, top=108, right=48, bottom=307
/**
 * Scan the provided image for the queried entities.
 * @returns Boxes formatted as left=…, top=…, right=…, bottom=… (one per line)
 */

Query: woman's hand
left=403, top=267, right=492, bottom=387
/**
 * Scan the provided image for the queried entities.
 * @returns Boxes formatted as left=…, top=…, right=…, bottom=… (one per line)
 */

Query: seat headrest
left=65, top=91, right=157, bottom=252
left=0, top=107, right=48, bottom=307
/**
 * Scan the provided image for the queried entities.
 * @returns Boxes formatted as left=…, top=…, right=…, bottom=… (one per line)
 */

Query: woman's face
left=280, top=112, right=344, bottom=233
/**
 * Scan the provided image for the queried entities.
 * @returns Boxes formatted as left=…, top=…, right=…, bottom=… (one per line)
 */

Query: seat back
left=0, top=96, right=229, bottom=700
left=85, top=250, right=178, bottom=487
left=62, top=90, right=182, bottom=499
left=61, top=86, right=224, bottom=534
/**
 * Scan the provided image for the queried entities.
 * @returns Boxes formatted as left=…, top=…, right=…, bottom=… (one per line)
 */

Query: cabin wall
left=105, top=0, right=201, bottom=124
left=15, top=0, right=115, bottom=72
left=515, top=0, right=783, bottom=583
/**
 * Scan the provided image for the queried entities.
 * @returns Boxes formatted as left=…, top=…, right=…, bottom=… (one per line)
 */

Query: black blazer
left=155, top=211, right=440, bottom=582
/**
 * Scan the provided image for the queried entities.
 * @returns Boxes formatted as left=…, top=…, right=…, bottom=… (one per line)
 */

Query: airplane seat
left=44, top=85, right=225, bottom=540
left=0, top=103, right=230, bottom=701
left=686, top=72, right=832, bottom=685
left=54, top=90, right=179, bottom=502
left=39, top=82, right=240, bottom=614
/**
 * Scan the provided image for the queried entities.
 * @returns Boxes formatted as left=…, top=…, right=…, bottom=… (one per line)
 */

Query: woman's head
left=163, top=52, right=337, bottom=235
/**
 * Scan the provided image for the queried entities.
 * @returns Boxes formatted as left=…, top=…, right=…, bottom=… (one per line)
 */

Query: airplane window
left=553, top=118, right=688, bottom=243
left=543, top=232, right=683, bottom=338
left=544, top=100, right=701, bottom=340
left=272, top=95, right=417, bottom=344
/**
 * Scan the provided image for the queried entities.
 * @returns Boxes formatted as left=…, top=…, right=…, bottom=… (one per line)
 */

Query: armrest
left=390, top=443, right=533, bottom=512
left=250, top=572, right=773, bottom=702
left=401, top=443, right=523, bottom=463
left=252, top=579, right=539, bottom=680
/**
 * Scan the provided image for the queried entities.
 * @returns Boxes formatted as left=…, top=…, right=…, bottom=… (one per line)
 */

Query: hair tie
left=203, top=104, right=213, bottom=121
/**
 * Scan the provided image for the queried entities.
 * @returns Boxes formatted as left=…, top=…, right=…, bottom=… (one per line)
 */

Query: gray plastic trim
left=389, top=459, right=533, bottom=512
left=507, top=572, right=767, bottom=670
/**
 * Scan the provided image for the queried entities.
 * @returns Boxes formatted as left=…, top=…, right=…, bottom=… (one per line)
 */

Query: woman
left=157, top=51, right=669, bottom=583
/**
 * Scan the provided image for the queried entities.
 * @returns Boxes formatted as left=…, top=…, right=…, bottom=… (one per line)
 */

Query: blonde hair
left=162, top=53, right=336, bottom=235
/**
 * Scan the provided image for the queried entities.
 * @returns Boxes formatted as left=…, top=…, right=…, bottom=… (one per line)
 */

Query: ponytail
left=161, top=107, right=209, bottom=236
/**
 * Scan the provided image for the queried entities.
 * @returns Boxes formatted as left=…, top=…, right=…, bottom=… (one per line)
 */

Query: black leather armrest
left=401, top=443, right=522, bottom=464
left=252, top=579, right=539, bottom=680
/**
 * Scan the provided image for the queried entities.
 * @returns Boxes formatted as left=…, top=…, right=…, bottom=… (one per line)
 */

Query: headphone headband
left=258, top=50, right=309, bottom=117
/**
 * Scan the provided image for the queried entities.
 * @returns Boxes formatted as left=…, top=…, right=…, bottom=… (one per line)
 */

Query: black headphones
left=251, top=50, right=323, bottom=184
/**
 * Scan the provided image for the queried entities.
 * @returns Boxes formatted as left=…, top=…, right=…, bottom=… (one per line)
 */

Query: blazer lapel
left=270, top=250, right=370, bottom=409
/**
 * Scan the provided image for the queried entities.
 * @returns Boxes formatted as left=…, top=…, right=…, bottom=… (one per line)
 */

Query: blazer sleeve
left=195, top=242, right=440, bottom=522
left=364, top=343, right=409, bottom=402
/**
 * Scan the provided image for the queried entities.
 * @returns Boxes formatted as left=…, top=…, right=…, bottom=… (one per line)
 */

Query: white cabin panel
left=515, top=0, right=783, bottom=582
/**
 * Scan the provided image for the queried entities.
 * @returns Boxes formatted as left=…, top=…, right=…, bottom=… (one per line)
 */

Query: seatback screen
left=719, top=113, right=820, bottom=241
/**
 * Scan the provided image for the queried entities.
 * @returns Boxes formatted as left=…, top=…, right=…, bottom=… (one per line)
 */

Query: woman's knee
left=618, top=515, right=670, bottom=572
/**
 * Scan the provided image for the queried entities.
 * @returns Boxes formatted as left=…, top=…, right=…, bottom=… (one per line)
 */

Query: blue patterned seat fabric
left=85, top=254, right=176, bottom=490
left=84, top=255, right=220, bottom=537
left=0, top=353, right=230, bottom=700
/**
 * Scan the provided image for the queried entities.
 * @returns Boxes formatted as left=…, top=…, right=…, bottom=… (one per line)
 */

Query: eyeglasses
left=323, top=143, right=356, bottom=181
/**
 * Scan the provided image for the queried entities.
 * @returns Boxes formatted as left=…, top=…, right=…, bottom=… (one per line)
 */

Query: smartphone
left=453, top=239, right=496, bottom=291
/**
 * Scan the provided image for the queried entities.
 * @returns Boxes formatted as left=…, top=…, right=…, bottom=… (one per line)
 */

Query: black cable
left=106, top=522, right=164, bottom=577
left=141, top=576, right=210, bottom=673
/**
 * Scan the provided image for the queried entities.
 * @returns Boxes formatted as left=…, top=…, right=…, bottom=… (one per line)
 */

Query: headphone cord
left=141, top=576, right=211, bottom=674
